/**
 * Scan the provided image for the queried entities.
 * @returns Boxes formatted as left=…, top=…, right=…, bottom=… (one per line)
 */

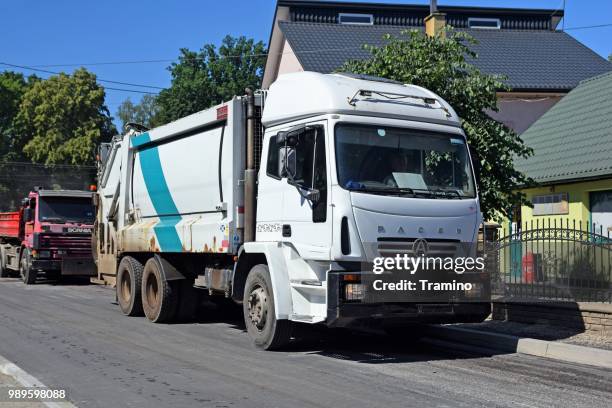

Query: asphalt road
left=0, top=278, right=611, bottom=408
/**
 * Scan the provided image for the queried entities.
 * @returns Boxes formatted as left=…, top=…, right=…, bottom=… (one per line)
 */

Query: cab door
left=266, top=121, right=332, bottom=260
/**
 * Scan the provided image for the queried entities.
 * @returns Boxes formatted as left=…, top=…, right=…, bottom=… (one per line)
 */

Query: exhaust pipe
left=244, top=88, right=256, bottom=243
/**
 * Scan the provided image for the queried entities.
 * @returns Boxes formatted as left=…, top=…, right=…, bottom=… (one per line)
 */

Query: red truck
left=0, top=188, right=95, bottom=284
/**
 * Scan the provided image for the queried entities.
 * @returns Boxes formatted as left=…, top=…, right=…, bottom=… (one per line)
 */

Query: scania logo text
left=65, top=227, right=92, bottom=234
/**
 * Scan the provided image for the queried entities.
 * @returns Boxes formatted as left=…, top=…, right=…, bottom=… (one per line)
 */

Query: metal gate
left=492, top=219, right=612, bottom=303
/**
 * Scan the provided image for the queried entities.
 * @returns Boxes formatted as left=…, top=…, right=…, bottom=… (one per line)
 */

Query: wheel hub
left=248, top=286, right=268, bottom=330
left=121, top=273, right=131, bottom=301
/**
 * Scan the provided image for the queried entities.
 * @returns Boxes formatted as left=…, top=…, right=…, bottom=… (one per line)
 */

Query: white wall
left=489, top=94, right=563, bottom=135
left=277, top=40, right=304, bottom=77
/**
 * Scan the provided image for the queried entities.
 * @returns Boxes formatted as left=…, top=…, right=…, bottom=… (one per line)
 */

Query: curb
left=0, top=353, right=76, bottom=408
left=423, top=325, right=612, bottom=369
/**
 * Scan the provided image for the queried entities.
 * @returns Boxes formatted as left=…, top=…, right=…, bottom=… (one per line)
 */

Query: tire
left=141, top=257, right=179, bottom=323
left=116, top=256, right=144, bottom=316
left=19, top=249, right=37, bottom=285
left=91, top=220, right=98, bottom=264
left=175, top=280, right=199, bottom=322
left=0, top=247, right=9, bottom=278
left=243, top=264, right=292, bottom=350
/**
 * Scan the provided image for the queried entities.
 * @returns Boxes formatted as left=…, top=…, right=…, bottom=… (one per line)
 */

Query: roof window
left=468, top=17, right=501, bottom=29
left=339, top=13, right=374, bottom=25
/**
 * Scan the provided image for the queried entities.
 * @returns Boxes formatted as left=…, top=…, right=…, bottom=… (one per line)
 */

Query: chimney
left=424, top=0, right=446, bottom=38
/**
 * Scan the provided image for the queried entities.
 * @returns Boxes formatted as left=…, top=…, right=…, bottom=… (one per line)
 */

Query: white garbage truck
left=94, top=72, right=490, bottom=349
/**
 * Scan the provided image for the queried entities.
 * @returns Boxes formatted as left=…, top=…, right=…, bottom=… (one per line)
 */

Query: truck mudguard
left=240, top=242, right=293, bottom=320
left=153, top=254, right=186, bottom=281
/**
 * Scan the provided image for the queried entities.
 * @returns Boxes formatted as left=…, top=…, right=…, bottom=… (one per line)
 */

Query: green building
left=510, top=71, right=612, bottom=237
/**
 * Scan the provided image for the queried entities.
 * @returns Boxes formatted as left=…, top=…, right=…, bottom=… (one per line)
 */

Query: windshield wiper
left=41, top=217, right=65, bottom=223
left=412, top=188, right=463, bottom=199
left=349, top=187, right=415, bottom=196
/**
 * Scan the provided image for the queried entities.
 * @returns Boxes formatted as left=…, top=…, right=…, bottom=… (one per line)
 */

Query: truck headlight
left=464, top=283, right=482, bottom=298
left=344, top=283, right=365, bottom=301
left=37, top=250, right=51, bottom=258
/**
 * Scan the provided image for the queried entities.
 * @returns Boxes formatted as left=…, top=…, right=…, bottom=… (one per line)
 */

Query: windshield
left=335, top=124, right=476, bottom=198
left=38, top=197, right=94, bottom=224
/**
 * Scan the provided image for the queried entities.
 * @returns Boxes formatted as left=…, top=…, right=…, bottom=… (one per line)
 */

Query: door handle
left=282, top=224, right=292, bottom=237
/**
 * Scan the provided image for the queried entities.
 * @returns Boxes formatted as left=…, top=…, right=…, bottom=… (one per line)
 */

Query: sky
left=1, top=0, right=611, bottom=127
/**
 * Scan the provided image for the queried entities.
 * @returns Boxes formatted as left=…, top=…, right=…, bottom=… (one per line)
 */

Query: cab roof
left=262, top=71, right=461, bottom=128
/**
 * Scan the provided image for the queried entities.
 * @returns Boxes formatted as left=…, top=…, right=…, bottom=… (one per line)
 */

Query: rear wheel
left=243, top=264, right=292, bottom=350
left=19, top=250, right=36, bottom=285
left=116, top=256, right=144, bottom=316
left=141, top=257, right=179, bottom=323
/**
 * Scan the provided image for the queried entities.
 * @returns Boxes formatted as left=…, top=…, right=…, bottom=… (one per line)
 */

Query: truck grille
left=39, top=235, right=92, bottom=256
left=377, top=238, right=461, bottom=258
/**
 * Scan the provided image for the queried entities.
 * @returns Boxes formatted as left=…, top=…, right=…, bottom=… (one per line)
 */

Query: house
left=511, top=71, right=612, bottom=236
left=263, top=1, right=612, bottom=134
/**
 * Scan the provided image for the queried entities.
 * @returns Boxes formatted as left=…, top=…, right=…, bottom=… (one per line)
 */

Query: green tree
left=0, top=71, right=38, bottom=160
left=608, top=53, right=611, bottom=61
left=116, top=94, right=160, bottom=130
left=155, top=35, right=266, bottom=124
left=341, top=29, right=533, bottom=220
left=13, top=68, right=116, bottom=165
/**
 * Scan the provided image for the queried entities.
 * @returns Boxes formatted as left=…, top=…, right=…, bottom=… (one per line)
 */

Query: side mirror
left=468, top=144, right=482, bottom=186
left=277, top=131, right=299, bottom=147
left=279, top=146, right=297, bottom=179
left=305, top=188, right=320, bottom=204
left=24, top=208, right=33, bottom=222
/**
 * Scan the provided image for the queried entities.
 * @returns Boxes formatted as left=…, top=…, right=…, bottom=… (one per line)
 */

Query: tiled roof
left=279, top=21, right=612, bottom=91
left=515, top=71, right=612, bottom=183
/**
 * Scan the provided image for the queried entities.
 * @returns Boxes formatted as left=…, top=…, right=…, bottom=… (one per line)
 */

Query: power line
left=9, top=18, right=612, bottom=71
left=5, top=46, right=366, bottom=68
left=0, top=62, right=165, bottom=90
left=32, top=59, right=174, bottom=68
left=564, top=23, right=612, bottom=31
left=104, top=87, right=158, bottom=95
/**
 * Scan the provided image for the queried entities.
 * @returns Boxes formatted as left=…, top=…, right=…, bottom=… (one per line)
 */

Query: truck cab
left=242, top=73, right=489, bottom=344
left=0, top=188, right=95, bottom=284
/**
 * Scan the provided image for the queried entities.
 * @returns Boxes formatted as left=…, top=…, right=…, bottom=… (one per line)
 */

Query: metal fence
left=0, top=162, right=96, bottom=212
left=491, top=219, right=612, bottom=303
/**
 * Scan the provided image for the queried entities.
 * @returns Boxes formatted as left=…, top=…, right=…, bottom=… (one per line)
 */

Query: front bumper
left=326, top=271, right=491, bottom=328
left=327, top=301, right=491, bottom=328
left=31, top=257, right=96, bottom=276
left=31, top=259, right=61, bottom=272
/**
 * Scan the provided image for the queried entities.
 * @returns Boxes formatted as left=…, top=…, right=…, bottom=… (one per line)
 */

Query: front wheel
left=0, top=249, right=10, bottom=278
left=20, top=250, right=36, bottom=285
left=243, top=264, right=292, bottom=350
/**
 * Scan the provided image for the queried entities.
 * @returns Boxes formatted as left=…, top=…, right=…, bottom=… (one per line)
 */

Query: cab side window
left=312, top=129, right=327, bottom=223
left=266, top=135, right=280, bottom=179
left=288, top=127, right=327, bottom=223
left=268, top=126, right=327, bottom=223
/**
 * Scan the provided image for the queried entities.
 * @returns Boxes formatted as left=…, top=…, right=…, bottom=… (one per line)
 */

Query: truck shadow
left=184, top=299, right=496, bottom=363
left=47, top=276, right=92, bottom=286
left=287, top=325, right=492, bottom=363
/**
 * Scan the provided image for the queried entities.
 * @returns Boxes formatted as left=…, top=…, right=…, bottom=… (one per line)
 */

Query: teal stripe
left=133, top=132, right=183, bottom=252
left=132, top=132, right=152, bottom=148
